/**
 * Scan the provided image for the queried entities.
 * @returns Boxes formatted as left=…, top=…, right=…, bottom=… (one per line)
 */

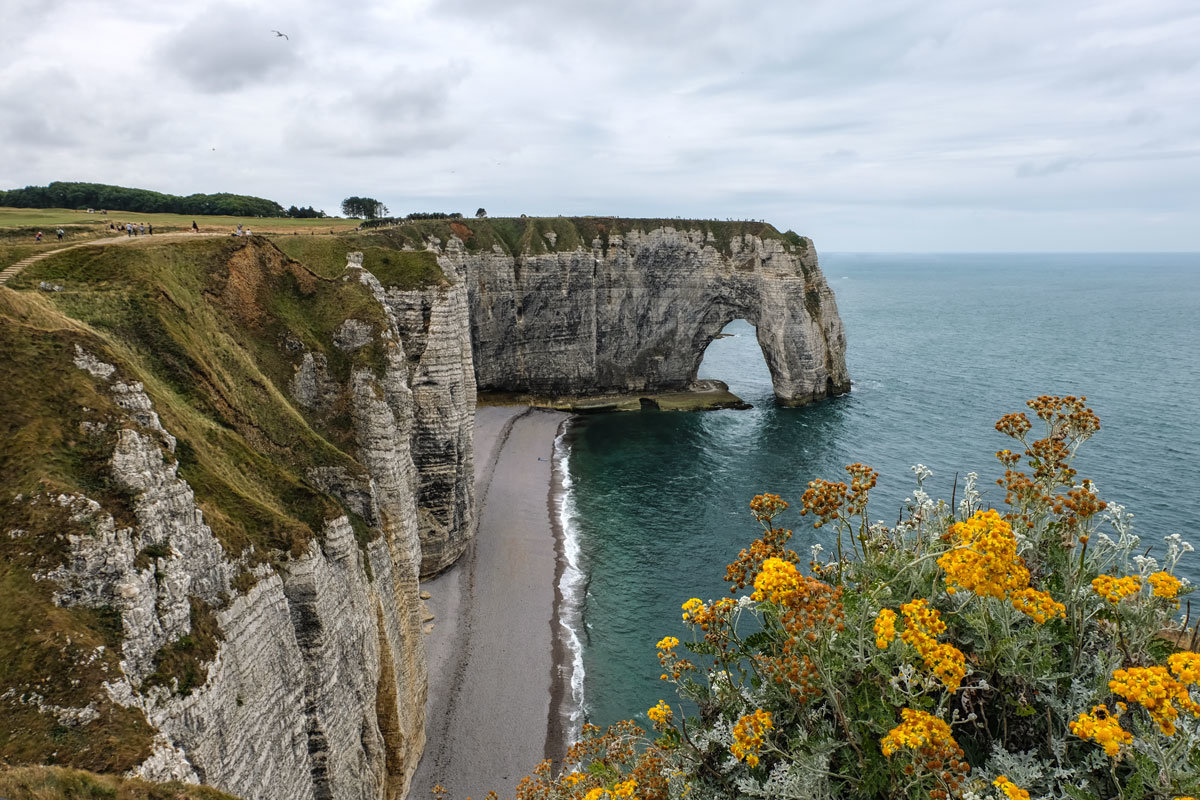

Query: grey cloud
left=1016, top=158, right=1084, bottom=178
left=156, top=5, right=298, bottom=93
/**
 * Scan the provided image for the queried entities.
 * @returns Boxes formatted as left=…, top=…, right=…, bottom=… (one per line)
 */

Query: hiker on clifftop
left=35, top=231, right=42, bottom=243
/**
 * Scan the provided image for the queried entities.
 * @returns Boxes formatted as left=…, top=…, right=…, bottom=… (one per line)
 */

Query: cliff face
left=0, top=239, right=461, bottom=800
left=431, top=220, right=849, bottom=406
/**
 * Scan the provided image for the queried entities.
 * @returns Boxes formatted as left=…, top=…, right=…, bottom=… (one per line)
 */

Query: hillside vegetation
left=0, top=232, right=442, bottom=771
left=0, top=765, right=243, bottom=800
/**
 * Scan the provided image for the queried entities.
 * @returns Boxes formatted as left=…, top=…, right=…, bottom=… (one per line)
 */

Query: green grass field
left=0, top=207, right=362, bottom=235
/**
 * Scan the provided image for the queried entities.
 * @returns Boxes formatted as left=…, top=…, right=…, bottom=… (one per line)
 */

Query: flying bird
left=271, top=30, right=289, bottom=40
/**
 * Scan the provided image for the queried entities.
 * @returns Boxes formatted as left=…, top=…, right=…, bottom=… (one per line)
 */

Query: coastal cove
left=561, top=252, right=1200, bottom=728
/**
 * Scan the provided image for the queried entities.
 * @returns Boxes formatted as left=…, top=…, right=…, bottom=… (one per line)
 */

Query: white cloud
left=0, top=0, right=1197, bottom=250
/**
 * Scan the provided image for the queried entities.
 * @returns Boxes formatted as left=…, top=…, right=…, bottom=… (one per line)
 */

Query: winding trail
left=0, top=232, right=227, bottom=286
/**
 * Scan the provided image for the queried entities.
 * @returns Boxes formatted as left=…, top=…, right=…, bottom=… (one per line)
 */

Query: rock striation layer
left=442, top=223, right=849, bottom=406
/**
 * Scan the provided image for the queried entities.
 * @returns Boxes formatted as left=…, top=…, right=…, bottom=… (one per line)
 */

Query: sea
left=553, top=252, right=1200, bottom=732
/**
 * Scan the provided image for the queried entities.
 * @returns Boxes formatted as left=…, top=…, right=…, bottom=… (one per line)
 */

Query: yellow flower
left=647, top=699, right=673, bottom=727
left=938, top=509, right=1063, bottom=623
left=562, top=772, right=587, bottom=786
left=1009, top=587, right=1066, bottom=624
left=1091, top=574, right=1141, bottom=604
left=1109, top=666, right=1200, bottom=736
left=879, top=708, right=956, bottom=757
left=612, top=778, right=638, bottom=798
left=993, top=775, right=1031, bottom=800
left=1069, top=705, right=1132, bottom=757
left=899, top=599, right=967, bottom=691
left=583, top=789, right=607, bottom=800
left=1169, top=652, right=1200, bottom=685
left=881, top=709, right=970, bottom=796
left=656, top=636, right=679, bottom=652
left=874, top=608, right=898, bottom=649
left=1148, top=570, right=1182, bottom=601
left=731, top=709, right=773, bottom=767
left=939, top=510, right=1028, bottom=600
left=681, top=598, right=704, bottom=622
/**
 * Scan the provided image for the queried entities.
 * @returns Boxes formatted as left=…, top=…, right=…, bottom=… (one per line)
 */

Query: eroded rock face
left=451, top=227, right=850, bottom=406
left=368, top=268, right=476, bottom=578
left=49, top=341, right=430, bottom=800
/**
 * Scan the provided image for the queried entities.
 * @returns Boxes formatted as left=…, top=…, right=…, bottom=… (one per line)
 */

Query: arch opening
left=695, top=319, right=775, bottom=407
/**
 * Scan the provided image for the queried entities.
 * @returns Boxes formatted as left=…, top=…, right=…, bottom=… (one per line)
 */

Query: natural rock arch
left=441, top=222, right=850, bottom=406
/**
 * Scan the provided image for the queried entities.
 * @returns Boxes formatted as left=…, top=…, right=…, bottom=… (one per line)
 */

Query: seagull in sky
left=271, top=30, right=289, bottom=40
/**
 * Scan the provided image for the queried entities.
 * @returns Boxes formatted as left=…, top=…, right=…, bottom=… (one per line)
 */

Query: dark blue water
left=560, top=253, right=1200, bottom=727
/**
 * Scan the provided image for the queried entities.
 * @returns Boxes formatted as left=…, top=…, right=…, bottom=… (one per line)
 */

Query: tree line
left=0, top=182, right=293, bottom=217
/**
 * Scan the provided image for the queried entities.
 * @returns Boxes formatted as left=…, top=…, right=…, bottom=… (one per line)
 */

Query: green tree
left=340, top=196, right=387, bottom=219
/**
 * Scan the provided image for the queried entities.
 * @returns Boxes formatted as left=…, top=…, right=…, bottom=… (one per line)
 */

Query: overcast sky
left=3, top=0, right=1198, bottom=251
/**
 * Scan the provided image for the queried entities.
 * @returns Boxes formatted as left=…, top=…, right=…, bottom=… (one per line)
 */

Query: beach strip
left=412, top=406, right=570, bottom=800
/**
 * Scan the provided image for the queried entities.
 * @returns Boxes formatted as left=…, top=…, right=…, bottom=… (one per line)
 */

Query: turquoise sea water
left=558, top=252, right=1200, bottom=729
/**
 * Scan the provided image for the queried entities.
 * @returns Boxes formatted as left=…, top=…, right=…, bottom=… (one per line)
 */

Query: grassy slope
left=0, top=232, right=440, bottom=771
left=0, top=207, right=363, bottom=234
left=0, top=765, right=243, bottom=800
left=362, top=216, right=811, bottom=259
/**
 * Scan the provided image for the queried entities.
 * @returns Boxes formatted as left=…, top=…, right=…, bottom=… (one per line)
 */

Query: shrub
left=491, top=396, right=1199, bottom=800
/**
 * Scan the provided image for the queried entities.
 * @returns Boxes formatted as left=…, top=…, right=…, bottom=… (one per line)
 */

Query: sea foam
left=553, top=425, right=587, bottom=746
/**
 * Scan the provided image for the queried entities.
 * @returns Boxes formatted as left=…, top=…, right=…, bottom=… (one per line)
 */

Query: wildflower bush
left=489, top=397, right=1199, bottom=800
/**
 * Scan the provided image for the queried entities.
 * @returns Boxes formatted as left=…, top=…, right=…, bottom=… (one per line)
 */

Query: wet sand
left=412, top=406, right=569, bottom=800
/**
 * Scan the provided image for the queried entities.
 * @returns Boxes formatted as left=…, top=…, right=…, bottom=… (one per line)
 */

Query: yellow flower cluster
left=656, top=635, right=693, bottom=681
left=1091, top=574, right=1141, bottom=604
left=1169, top=652, right=1200, bottom=684
left=940, top=510, right=1027, bottom=598
left=879, top=708, right=956, bottom=756
left=730, top=709, right=773, bottom=768
left=1109, top=666, right=1200, bottom=736
left=1068, top=705, right=1132, bottom=756
left=681, top=596, right=734, bottom=629
left=881, top=708, right=969, bottom=799
left=562, top=772, right=587, bottom=786
left=612, top=778, right=638, bottom=798
left=581, top=779, right=638, bottom=800
left=939, top=510, right=1065, bottom=623
left=874, top=608, right=898, bottom=649
left=899, top=599, right=967, bottom=692
left=1148, top=570, right=1182, bottom=601
left=993, top=776, right=1031, bottom=800
left=647, top=700, right=672, bottom=727
left=751, top=557, right=801, bottom=605
left=1009, top=586, right=1066, bottom=624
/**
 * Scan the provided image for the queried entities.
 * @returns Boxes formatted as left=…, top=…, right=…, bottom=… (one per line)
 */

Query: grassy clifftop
left=362, top=217, right=812, bottom=258
left=0, top=233, right=433, bottom=772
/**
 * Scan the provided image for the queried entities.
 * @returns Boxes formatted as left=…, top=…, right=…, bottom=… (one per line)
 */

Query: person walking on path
left=139, top=223, right=146, bottom=236
left=148, top=223, right=153, bottom=235
left=35, top=231, right=42, bottom=243
left=192, top=220, right=199, bottom=232
left=56, top=228, right=64, bottom=241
